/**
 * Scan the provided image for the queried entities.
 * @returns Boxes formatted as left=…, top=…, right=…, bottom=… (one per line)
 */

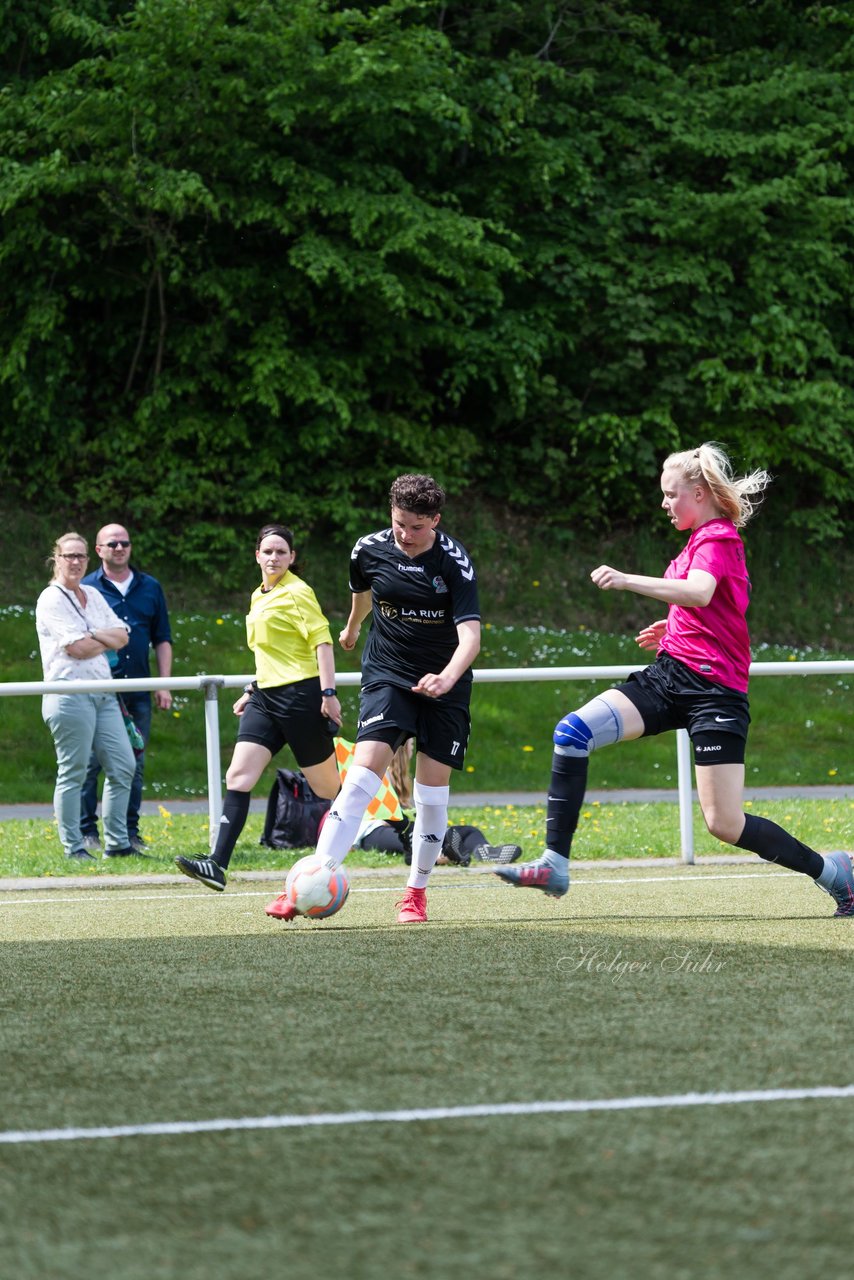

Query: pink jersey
left=660, top=518, right=751, bottom=693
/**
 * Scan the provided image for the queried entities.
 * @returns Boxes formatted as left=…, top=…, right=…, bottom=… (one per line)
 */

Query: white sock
left=316, top=766, right=382, bottom=868
left=407, top=782, right=450, bottom=889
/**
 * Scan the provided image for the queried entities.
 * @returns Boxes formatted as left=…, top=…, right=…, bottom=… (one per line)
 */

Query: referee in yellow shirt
left=176, top=524, right=342, bottom=891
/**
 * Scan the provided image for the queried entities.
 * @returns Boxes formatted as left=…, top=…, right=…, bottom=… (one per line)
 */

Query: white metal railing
left=2, top=661, right=852, bottom=862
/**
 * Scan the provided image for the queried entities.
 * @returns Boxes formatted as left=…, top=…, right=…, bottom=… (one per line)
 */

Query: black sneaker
left=442, top=827, right=472, bottom=867
left=67, top=848, right=97, bottom=861
left=103, top=846, right=135, bottom=858
left=473, top=843, right=523, bottom=865
left=82, top=833, right=102, bottom=852
left=175, top=856, right=227, bottom=891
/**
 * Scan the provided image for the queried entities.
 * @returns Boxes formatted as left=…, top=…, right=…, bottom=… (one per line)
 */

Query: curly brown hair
left=388, top=474, right=445, bottom=517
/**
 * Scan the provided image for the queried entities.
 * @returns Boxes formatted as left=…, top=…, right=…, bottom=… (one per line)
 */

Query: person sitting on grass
left=353, top=741, right=521, bottom=866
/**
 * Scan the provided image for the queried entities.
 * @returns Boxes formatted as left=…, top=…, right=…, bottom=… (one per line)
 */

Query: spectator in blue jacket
left=80, top=523, right=173, bottom=851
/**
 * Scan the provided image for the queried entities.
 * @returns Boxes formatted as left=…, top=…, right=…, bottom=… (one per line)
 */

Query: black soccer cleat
left=175, top=856, right=227, bottom=891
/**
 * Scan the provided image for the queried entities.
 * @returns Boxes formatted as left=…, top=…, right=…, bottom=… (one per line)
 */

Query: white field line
left=0, top=868, right=793, bottom=909
left=2, top=1085, right=853, bottom=1146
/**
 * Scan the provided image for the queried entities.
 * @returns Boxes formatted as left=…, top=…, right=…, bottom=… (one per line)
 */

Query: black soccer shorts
left=615, top=652, right=750, bottom=766
left=356, top=682, right=471, bottom=771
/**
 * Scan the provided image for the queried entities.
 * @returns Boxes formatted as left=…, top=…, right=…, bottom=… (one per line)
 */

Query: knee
left=553, top=712, right=593, bottom=755
left=414, top=781, right=450, bottom=811
left=311, top=779, right=340, bottom=802
left=702, top=808, right=744, bottom=845
left=112, top=754, right=137, bottom=787
left=225, top=765, right=257, bottom=792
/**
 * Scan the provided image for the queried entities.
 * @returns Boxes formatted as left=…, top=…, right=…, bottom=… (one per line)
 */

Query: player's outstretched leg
left=816, top=851, right=854, bottom=917
left=495, top=849, right=569, bottom=898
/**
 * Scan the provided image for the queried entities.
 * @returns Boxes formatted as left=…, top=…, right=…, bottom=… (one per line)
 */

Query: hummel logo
left=714, top=715, right=736, bottom=723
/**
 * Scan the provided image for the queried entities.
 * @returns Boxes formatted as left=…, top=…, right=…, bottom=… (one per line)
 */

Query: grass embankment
left=2, top=799, right=852, bottom=880
left=1, top=607, right=851, bottom=806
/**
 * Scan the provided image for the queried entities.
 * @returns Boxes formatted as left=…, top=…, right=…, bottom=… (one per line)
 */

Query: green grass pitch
left=1, top=865, right=852, bottom=1279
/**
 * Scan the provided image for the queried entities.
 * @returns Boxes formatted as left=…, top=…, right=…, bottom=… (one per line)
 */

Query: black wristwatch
left=321, top=688, right=337, bottom=698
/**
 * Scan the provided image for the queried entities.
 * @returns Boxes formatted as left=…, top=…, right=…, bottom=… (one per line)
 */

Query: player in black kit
left=266, top=474, right=481, bottom=924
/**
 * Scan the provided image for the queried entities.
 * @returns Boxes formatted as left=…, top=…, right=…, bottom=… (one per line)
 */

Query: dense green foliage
left=2, top=0, right=853, bottom=576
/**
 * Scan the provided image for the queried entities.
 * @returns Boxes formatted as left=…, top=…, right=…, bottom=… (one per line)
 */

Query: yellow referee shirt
left=246, top=572, right=333, bottom=689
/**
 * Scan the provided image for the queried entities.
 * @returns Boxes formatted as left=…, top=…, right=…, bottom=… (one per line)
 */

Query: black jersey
left=349, top=527, right=480, bottom=706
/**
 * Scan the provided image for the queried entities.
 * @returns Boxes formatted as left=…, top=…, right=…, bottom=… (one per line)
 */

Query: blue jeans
left=42, top=691, right=137, bottom=855
left=80, top=692, right=152, bottom=840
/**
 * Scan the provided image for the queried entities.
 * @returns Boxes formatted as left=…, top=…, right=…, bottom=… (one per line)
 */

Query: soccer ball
left=284, top=854, right=350, bottom=919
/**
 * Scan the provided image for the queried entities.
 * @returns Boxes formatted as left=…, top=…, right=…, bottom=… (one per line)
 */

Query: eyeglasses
left=104, top=540, right=131, bottom=549
left=59, top=553, right=88, bottom=561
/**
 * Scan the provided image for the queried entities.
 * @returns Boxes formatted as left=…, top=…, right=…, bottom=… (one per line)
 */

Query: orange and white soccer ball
left=284, top=854, right=350, bottom=919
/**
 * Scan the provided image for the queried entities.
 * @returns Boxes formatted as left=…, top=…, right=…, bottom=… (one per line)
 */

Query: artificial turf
left=1, top=865, right=852, bottom=1278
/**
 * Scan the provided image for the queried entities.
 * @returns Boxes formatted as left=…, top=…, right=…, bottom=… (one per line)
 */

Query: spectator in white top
left=35, top=532, right=137, bottom=861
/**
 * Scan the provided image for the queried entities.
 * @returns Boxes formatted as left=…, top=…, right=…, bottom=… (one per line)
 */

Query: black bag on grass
left=259, top=769, right=331, bottom=849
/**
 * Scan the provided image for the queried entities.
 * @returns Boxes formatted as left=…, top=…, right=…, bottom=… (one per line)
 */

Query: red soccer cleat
left=396, top=886, right=428, bottom=924
left=265, top=892, right=299, bottom=922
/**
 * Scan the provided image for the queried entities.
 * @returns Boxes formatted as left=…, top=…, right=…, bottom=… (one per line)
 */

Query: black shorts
left=615, top=652, right=750, bottom=766
left=356, top=683, right=471, bottom=771
left=237, top=678, right=335, bottom=769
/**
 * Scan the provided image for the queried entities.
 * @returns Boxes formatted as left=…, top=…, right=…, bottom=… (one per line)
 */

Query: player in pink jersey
left=497, top=442, right=854, bottom=917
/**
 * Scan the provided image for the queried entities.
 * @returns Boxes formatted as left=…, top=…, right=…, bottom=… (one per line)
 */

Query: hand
left=412, top=672, right=452, bottom=699
left=321, top=693, right=341, bottom=726
left=590, top=564, right=626, bottom=592
left=635, top=620, right=667, bottom=651
left=155, top=690, right=173, bottom=711
left=233, top=691, right=251, bottom=716
left=339, top=625, right=359, bottom=651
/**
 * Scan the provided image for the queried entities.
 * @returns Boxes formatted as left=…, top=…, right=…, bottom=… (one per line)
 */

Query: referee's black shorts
left=614, top=651, right=750, bottom=766
left=237, top=677, right=335, bottom=768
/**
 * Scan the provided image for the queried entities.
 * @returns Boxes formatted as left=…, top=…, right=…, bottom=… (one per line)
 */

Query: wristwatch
left=321, top=688, right=337, bottom=698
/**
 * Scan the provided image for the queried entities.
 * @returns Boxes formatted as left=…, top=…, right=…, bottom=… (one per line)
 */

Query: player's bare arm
left=591, top=565, right=716, bottom=608
left=412, top=619, right=481, bottom=699
left=339, top=591, right=373, bottom=651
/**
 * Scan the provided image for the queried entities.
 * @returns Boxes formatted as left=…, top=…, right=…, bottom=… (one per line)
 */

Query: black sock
left=544, top=753, right=588, bottom=860
left=735, top=813, right=824, bottom=879
left=211, top=790, right=252, bottom=869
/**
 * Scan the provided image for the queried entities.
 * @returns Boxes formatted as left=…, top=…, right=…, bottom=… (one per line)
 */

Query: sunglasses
left=104, top=540, right=131, bottom=549
left=59, top=553, right=88, bottom=561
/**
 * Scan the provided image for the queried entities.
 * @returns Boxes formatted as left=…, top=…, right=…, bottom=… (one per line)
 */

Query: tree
left=1, top=0, right=852, bottom=580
